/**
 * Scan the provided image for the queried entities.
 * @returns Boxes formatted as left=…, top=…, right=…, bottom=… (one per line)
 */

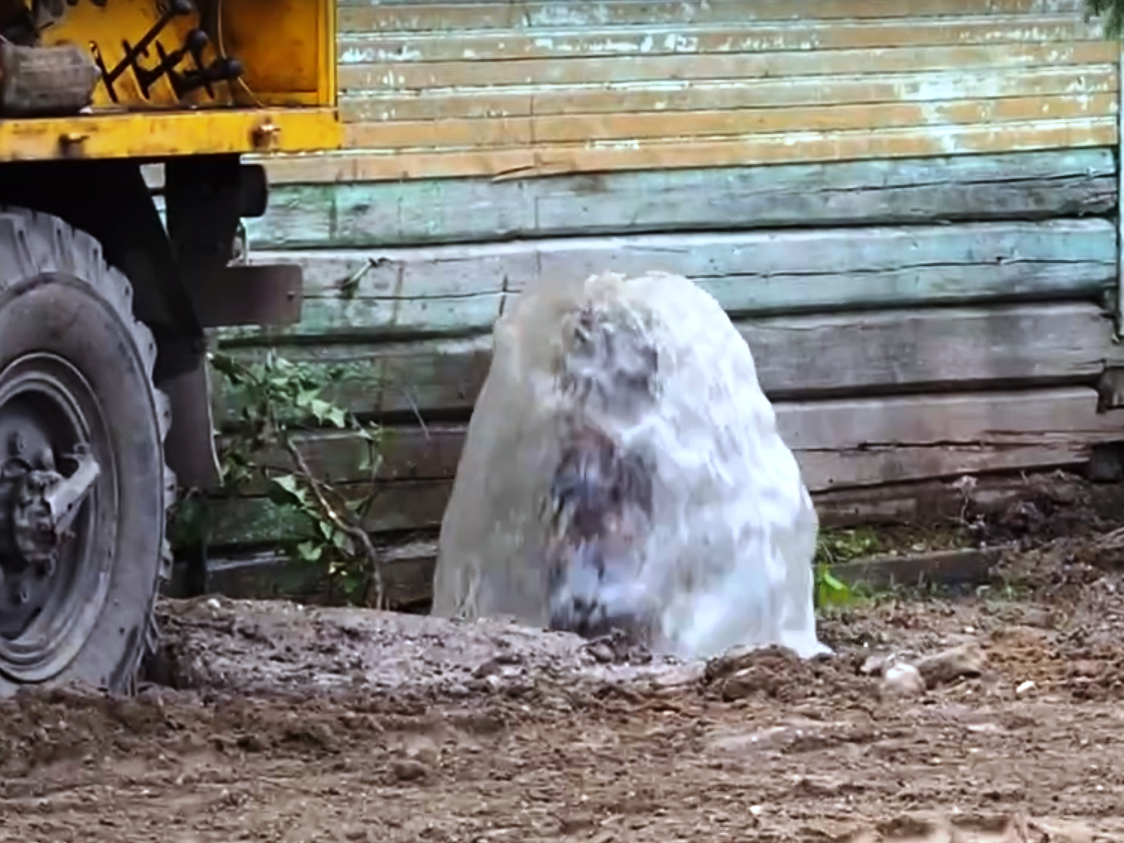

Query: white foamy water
left=431, top=270, right=828, bottom=661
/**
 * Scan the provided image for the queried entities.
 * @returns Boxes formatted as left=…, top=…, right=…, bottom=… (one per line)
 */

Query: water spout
left=431, top=270, right=829, bottom=661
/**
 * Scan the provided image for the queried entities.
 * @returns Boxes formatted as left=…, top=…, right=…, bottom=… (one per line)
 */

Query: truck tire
left=0, top=207, right=172, bottom=697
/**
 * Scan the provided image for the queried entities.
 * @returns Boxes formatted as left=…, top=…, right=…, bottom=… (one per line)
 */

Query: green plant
left=814, top=527, right=882, bottom=566
left=1088, top=0, right=1124, bottom=36
left=814, top=562, right=853, bottom=609
left=178, top=350, right=385, bottom=606
left=812, top=528, right=885, bottom=610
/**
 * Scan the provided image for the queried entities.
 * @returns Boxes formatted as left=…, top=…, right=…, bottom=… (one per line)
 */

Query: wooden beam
left=337, top=43, right=1116, bottom=92
left=259, top=120, right=1117, bottom=184
left=339, top=18, right=1105, bottom=67
left=339, top=1, right=1090, bottom=33
left=338, top=0, right=1089, bottom=34
left=176, top=467, right=1094, bottom=606
left=203, top=388, right=1124, bottom=548
left=340, top=67, right=1117, bottom=123
left=249, top=151, right=1117, bottom=250
left=342, top=95, right=1116, bottom=152
left=230, top=221, right=1117, bottom=340
left=215, top=302, right=1123, bottom=418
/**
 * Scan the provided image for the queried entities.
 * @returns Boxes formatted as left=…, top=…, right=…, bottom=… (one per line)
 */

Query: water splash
left=431, top=270, right=828, bottom=661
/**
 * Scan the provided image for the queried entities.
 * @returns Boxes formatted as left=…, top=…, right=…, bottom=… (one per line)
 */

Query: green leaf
left=819, top=569, right=847, bottom=593
left=268, top=474, right=305, bottom=506
left=326, top=406, right=348, bottom=429
left=307, top=398, right=334, bottom=424
left=295, top=541, right=322, bottom=563
left=294, top=388, right=321, bottom=409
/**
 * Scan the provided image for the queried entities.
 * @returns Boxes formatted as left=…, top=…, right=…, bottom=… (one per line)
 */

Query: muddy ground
left=5, top=478, right=1124, bottom=841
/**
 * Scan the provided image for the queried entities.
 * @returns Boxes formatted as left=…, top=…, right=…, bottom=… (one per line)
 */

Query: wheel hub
left=0, top=352, right=112, bottom=681
left=0, top=444, right=100, bottom=638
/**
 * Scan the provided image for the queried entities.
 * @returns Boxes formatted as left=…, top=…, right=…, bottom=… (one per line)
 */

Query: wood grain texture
left=226, top=221, right=1117, bottom=340
left=337, top=43, right=1116, bottom=91
left=338, top=18, right=1106, bottom=65
left=183, top=470, right=1086, bottom=605
left=242, top=3, right=1119, bottom=181
left=214, top=301, right=1124, bottom=420
left=260, top=120, right=1119, bottom=183
left=341, top=95, right=1117, bottom=151
left=250, top=149, right=1116, bottom=249
left=338, top=0, right=1093, bottom=32
left=203, top=387, right=1124, bottom=547
left=340, top=66, right=1117, bottom=123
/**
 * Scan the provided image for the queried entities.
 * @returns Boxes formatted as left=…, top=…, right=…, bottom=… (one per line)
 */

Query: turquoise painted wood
left=244, top=149, right=1116, bottom=249
left=224, top=220, right=1116, bottom=341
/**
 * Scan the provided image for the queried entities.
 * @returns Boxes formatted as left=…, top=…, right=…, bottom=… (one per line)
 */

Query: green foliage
left=177, top=350, right=385, bottom=606
left=1087, top=0, right=1124, bottom=37
left=814, top=527, right=882, bottom=566
left=814, top=563, right=854, bottom=609
left=812, top=528, right=884, bottom=610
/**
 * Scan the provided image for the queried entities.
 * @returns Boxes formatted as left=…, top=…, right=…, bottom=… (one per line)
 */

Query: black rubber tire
left=0, top=207, right=172, bottom=697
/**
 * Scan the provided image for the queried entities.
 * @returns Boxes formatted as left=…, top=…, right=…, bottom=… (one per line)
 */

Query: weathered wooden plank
left=812, top=473, right=1075, bottom=528
left=249, top=150, right=1116, bottom=249
left=203, top=388, right=1124, bottom=547
left=341, top=94, right=1116, bottom=150
left=226, top=387, right=1124, bottom=491
left=259, top=119, right=1118, bottom=183
left=338, top=18, right=1104, bottom=66
left=207, top=479, right=449, bottom=547
left=338, top=0, right=1090, bottom=34
left=219, top=424, right=467, bottom=492
left=215, top=302, right=1124, bottom=418
left=341, top=67, right=1117, bottom=123
left=337, top=42, right=1118, bottom=91
left=165, top=543, right=442, bottom=609
left=173, top=471, right=1096, bottom=606
left=228, top=221, right=1117, bottom=340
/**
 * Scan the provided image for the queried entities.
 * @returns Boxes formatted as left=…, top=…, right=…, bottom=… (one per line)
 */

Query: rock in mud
left=881, top=663, right=926, bottom=698
left=913, top=643, right=987, bottom=688
left=431, top=269, right=826, bottom=662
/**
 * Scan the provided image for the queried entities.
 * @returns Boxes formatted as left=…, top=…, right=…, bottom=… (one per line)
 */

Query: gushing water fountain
left=431, top=270, right=828, bottom=661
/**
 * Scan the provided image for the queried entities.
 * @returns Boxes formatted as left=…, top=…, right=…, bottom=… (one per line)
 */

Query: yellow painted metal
left=0, top=0, right=340, bottom=161
left=0, top=108, right=341, bottom=161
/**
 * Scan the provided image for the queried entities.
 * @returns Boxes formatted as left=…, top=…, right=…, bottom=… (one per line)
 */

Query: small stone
left=912, top=643, right=986, bottom=688
left=390, top=758, right=429, bottom=782
left=1015, top=680, right=1036, bottom=695
left=406, top=738, right=440, bottom=767
left=588, top=644, right=615, bottom=664
left=205, top=598, right=221, bottom=610
left=860, top=652, right=894, bottom=676
left=880, top=663, right=925, bottom=698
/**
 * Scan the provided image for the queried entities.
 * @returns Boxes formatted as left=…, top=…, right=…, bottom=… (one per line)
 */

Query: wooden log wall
left=185, top=0, right=1124, bottom=607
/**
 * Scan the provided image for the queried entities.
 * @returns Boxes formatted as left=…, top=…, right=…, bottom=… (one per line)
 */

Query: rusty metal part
left=190, top=263, right=303, bottom=328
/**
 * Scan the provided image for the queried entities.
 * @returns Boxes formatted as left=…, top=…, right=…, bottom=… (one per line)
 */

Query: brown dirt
left=7, top=500, right=1124, bottom=841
